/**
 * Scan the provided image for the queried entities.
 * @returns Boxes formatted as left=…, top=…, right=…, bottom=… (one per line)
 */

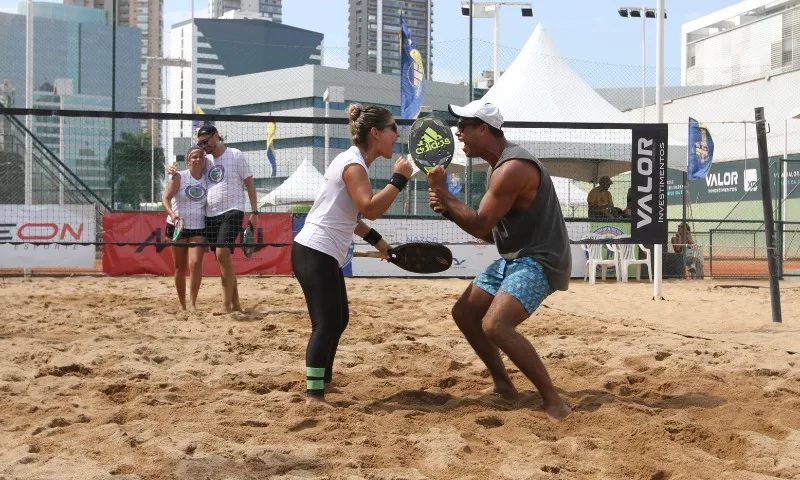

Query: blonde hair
left=346, top=103, right=392, bottom=147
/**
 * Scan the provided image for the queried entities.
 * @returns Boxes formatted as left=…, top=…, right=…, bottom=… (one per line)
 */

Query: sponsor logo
left=744, top=168, right=758, bottom=192
left=185, top=184, right=207, bottom=201
left=0, top=222, right=85, bottom=242
left=208, top=165, right=225, bottom=184
left=452, top=257, right=466, bottom=267
left=415, top=125, right=451, bottom=157
left=635, top=137, right=655, bottom=229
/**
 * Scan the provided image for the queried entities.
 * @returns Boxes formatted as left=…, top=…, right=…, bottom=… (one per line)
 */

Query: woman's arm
left=161, top=174, right=181, bottom=221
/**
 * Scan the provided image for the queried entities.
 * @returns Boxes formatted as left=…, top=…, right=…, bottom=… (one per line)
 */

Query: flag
left=192, top=104, right=204, bottom=131
left=687, top=117, right=714, bottom=180
left=266, top=122, right=277, bottom=177
left=400, top=18, right=425, bottom=120
left=447, top=173, right=463, bottom=195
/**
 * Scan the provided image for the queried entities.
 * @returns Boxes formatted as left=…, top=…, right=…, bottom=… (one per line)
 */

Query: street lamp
left=322, top=86, right=344, bottom=172
left=54, top=78, right=73, bottom=205
left=461, top=1, right=533, bottom=86
left=618, top=6, right=667, bottom=123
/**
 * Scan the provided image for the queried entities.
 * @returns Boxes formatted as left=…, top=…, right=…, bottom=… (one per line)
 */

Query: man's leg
left=481, top=259, right=571, bottom=423
left=216, top=247, right=235, bottom=312
left=456, top=260, right=518, bottom=398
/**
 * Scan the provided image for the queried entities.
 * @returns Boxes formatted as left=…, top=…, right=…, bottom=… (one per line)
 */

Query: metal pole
left=755, top=107, right=782, bottom=323
left=427, top=0, right=432, bottom=80
left=783, top=118, right=788, bottom=262
left=150, top=114, right=155, bottom=202
left=59, top=94, right=65, bottom=205
left=324, top=99, right=330, bottom=171
left=377, top=0, right=383, bottom=74
left=653, top=0, right=665, bottom=300
left=493, top=3, right=500, bottom=85
left=25, top=0, right=33, bottom=205
left=110, top=0, right=116, bottom=208
left=466, top=0, right=474, bottom=208
left=641, top=10, right=646, bottom=124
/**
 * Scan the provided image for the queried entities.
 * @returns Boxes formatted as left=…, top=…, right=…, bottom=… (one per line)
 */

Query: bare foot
left=482, top=384, right=519, bottom=400
left=305, top=396, right=333, bottom=407
left=232, top=304, right=243, bottom=312
left=545, top=401, right=572, bottom=424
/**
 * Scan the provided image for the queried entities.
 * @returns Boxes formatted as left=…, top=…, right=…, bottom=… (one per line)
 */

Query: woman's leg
left=187, top=236, right=205, bottom=310
left=291, top=242, right=345, bottom=404
left=170, top=241, right=189, bottom=310
left=324, top=268, right=349, bottom=387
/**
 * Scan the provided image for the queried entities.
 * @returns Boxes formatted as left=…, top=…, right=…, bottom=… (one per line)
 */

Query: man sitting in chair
left=671, top=222, right=704, bottom=279
left=588, top=176, right=622, bottom=218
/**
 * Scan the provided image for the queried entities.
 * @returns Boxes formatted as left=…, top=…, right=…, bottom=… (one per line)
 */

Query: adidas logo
left=415, top=125, right=451, bottom=155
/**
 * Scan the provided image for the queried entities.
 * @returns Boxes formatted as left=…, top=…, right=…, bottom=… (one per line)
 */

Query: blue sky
left=1, top=0, right=738, bottom=84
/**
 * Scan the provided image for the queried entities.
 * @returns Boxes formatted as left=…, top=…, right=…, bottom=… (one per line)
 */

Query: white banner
left=0, top=205, right=96, bottom=268
left=350, top=218, right=588, bottom=279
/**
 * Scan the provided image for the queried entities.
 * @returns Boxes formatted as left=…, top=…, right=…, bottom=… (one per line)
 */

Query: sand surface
left=1, top=275, right=799, bottom=480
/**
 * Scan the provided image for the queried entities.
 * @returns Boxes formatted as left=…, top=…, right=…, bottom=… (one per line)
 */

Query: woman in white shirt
left=293, top=104, right=413, bottom=405
left=162, top=145, right=208, bottom=310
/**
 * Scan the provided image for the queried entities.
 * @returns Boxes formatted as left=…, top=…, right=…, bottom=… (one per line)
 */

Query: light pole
left=461, top=1, right=533, bottom=86
left=54, top=78, right=73, bottom=205
left=322, top=86, right=344, bottom=172
left=618, top=6, right=666, bottom=123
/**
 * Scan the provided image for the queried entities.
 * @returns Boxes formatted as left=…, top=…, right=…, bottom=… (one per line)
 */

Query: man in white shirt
left=196, top=125, right=258, bottom=313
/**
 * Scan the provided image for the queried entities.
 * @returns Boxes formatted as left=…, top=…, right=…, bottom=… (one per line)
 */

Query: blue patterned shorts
left=473, top=257, right=553, bottom=314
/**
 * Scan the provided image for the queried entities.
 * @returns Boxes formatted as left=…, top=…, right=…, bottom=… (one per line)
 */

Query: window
left=782, top=37, right=792, bottom=66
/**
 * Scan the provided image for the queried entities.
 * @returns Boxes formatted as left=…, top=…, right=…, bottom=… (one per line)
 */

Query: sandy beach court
left=1, top=275, right=798, bottom=479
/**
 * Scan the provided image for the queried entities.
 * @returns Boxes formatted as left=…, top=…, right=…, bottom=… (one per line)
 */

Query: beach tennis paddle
left=353, top=242, right=453, bottom=274
left=241, top=222, right=255, bottom=258
left=408, top=117, right=455, bottom=173
left=171, top=218, right=183, bottom=242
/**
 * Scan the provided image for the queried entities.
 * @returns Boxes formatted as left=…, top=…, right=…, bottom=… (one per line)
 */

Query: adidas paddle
left=408, top=117, right=455, bottom=173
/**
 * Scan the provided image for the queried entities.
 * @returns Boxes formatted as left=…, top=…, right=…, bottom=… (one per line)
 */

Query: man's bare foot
left=305, top=396, right=333, bottom=407
left=544, top=401, right=572, bottom=423
left=232, top=304, right=243, bottom=312
left=482, top=384, right=519, bottom=400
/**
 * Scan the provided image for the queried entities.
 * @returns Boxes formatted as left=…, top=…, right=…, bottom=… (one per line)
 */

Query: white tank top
left=294, top=146, right=367, bottom=267
left=166, top=169, right=208, bottom=230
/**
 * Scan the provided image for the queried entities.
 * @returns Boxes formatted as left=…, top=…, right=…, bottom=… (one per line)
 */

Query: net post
left=754, top=107, right=782, bottom=323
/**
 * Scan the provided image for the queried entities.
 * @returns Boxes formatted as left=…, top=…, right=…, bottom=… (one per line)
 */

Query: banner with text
left=630, top=124, right=668, bottom=244
left=102, top=212, right=292, bottom=276
left=0, top=204, right=96, bottom=268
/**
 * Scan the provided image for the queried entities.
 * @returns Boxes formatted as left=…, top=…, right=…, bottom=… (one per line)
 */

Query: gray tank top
left=488, top=143, right=571, bottom=291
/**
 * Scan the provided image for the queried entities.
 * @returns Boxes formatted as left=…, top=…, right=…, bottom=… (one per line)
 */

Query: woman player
left=162, top=145, right=209, bottom=310
left=292, top=104, right=412, bottom=405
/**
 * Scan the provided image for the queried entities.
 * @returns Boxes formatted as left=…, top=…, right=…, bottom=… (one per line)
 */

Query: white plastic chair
left=618, top=244, right=652, bottom=282
left=581, top=239, right=619, bottom=284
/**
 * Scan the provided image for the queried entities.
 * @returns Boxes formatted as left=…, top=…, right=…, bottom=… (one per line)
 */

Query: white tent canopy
left=450, top=23, right=688, bottom=180
left=259, top=157, right=324, bottom=207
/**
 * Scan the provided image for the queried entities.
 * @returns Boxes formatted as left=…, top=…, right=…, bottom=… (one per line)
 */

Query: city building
left=208, top=64, right=466, bottom=214
left=348, top=0, right=432, bottom=77
left=681, top=0, right=800, bottom=86
left=166, top=18, right=323, bottom=141
left=208, top=0, right=282, bottom=21
left=64, top=0, right=163, bottom=135
left=0, top=10, right=140, bottom=200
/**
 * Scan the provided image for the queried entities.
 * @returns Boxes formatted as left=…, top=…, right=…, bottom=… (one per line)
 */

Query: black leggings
left=291, top=242, right=349, bottom=397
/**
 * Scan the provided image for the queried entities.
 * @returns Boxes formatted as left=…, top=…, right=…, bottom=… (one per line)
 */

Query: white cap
left=448, top=101, right=504, bottom=130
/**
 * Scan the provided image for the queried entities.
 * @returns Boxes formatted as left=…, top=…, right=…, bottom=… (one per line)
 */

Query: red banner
left=102, top=212, right=293, bottom=276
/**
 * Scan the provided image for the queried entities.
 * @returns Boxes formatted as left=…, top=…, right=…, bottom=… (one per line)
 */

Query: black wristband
left=388, top=172, right=409, bottom=192
left=442, top=210, right=455, bottom=221
left=364, top=228, right=382, bottom=247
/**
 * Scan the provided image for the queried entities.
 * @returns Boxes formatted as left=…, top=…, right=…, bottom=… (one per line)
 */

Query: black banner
left=630, top=124, right=668, bottom=244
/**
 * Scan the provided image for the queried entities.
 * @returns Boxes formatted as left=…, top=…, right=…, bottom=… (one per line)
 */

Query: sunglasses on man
left=457, top=118, right=484, bottom=132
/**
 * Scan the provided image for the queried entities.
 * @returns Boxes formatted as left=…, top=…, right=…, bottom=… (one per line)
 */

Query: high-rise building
left=64, top=0, right=163, bottom=133
left=348, top=0, right=432, bottom=77
left=681, top=0, right=800, bottom=86
left=209, top=0, right=282, bottom=22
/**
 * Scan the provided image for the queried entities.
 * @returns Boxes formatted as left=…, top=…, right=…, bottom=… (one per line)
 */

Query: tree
left=105, top=131, right=165, bottom=208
